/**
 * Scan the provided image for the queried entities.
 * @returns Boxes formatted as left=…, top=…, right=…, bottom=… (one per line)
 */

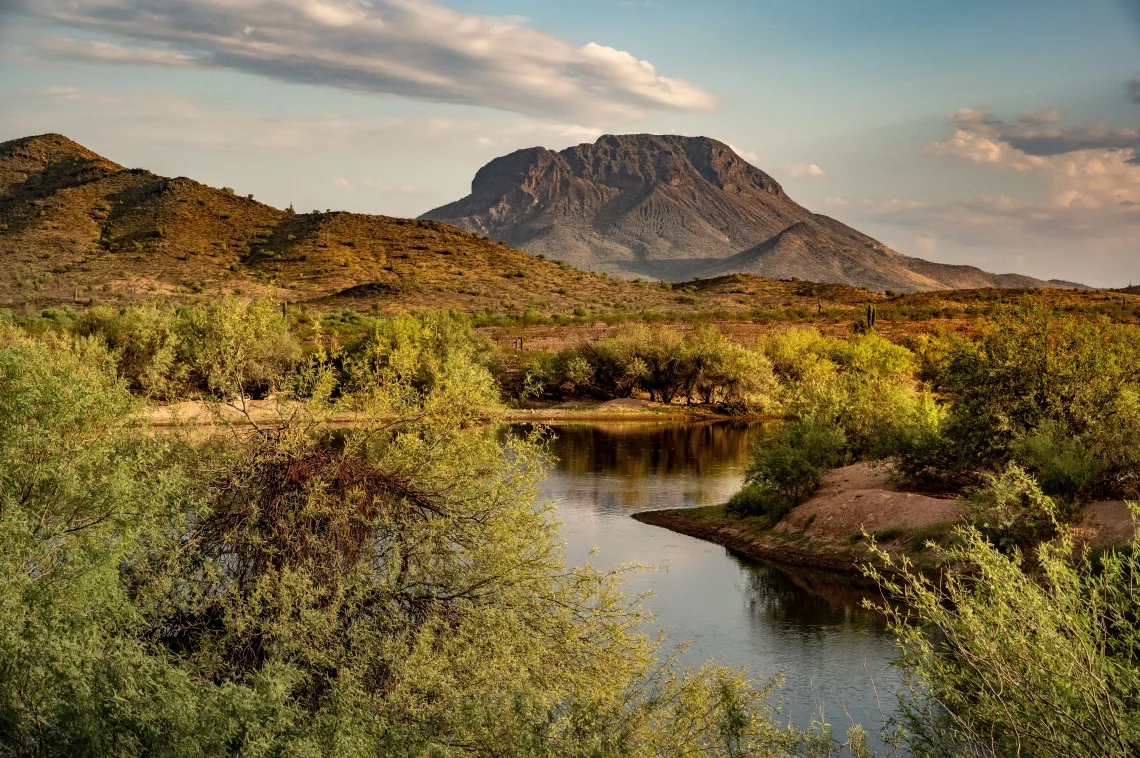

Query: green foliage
left=966, top=463, right=1068, bottom=551
left=0, top=322, right=846, bottom=756
left=1015, top=421, right=1106, bottom=500
left=533, top=324, right=777, bottom=409
left=898, top=307, right=1140, bottom=499
left=74, top=304, right=183, bottom=394
left=730, top=422, right=847, bottom=522
left=340, top=310, right=498, bottom=411
left=724, top=484, right=787, bottom=525
left=0, top=327, right=208, bottom=755
left=721, top=328, right=937, bottom=523
left=177, top=296, right=302, bottom=399
left=870, top=521, right=1140, bottom=758
left=759, top=329, right=932, bottom=458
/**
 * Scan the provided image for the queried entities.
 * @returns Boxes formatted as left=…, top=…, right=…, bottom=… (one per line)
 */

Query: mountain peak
left=0, top=133, right=113, bottom=165
left=422, top=133, right=1080, bottom=293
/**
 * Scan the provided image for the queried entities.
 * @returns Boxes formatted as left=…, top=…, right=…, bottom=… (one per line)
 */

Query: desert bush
left=731, top=422, right=847, bottom=522
left=75, top=304, right=183, bottom=394
left=0, top=327, right=208, bottom=754
left=536, top=325, right=776, bottom=409
left=0, top=323, right=847, bottom=757
left=760, top=329, right=932, bottom=459
left=341, top=310, right=497, bottom=411
left=966, top=463, right=1070, bottom=551
left=898, top=307, right=1140, bottom=496
left=871, top=523, right=1140, bottom=758
left=680, top=324, right=777, bottom=407
left=176, top=296, right=302, bottom=399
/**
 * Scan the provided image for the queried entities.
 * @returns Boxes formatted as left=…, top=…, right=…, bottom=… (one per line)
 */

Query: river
left=511, top=421, right=901, bottom=740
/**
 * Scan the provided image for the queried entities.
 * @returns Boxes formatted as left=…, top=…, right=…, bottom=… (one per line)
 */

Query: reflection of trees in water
left=508, top=422, right=770, bottom=479
left=738, top=558, right=890, bottom=632
left=543, top=470, right=742, bottom=510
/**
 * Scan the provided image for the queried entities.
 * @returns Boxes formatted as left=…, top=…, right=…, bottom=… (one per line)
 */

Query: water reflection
left=742, top=562, right=890, bottom=632
left=509, top=421, right=901, bottom=740
left=541, top=421, right=765, bottom=478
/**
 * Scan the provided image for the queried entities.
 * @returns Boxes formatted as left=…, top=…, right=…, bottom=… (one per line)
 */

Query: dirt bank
left=147, top=397, right=752, bottom=427
left=634, top=462, right=963, bottom=575
left=635, top=462, right=1138, bottom=575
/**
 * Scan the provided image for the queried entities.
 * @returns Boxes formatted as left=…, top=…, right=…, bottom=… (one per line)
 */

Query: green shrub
left=75, top=304, right=183, bottom=395
left=724, top=484, right=793, bottom=527
left=1016, top=421, right=1106, bottom=500
left=872, top=524, right=1140, bottom=758
left=967, top=463, right=1070, bottom=551
left=899, top=307, right=1140, bottom=492
left=176, top=297, right=301, bottom=399
left=534, top=325, right=777, bottom=408
left=727, top=422, right=847, bottom=523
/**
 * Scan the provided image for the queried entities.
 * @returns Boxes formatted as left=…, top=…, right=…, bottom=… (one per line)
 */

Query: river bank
left=635, top=461, right=1139, bottom=576
left=634, top=462, right=963, bottom=576
left=147, top=396, right=765, bottom=427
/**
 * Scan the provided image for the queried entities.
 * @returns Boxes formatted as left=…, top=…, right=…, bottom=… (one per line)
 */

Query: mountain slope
left=0, top=134, right=643, bottom=311
left=422, top=134, right=1084, bottom=292
left=0, top=133, right=902, bottom=314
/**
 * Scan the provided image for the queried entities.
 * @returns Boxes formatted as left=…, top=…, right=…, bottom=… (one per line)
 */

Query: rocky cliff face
left=423, top=134, right=1080, bottom=292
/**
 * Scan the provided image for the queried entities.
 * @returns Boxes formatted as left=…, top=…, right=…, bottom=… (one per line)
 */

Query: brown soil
left=635, top=462, right=1140, bottom=575
left=635, top=462, right=965, bottom=574
left=1074, top=501, right=1138, bottom=553
left=776, top=462, right=963, bottom=541
left=634, top=463, right=961, bottom=574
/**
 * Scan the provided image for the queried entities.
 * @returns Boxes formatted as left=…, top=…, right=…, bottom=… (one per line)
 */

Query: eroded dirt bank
left=635, top=462, right=1137, bottom=575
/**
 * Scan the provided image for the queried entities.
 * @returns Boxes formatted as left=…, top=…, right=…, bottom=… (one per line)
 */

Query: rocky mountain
left=0, top=133, right=899, bottom=314
left=422, top=134, right=1084, bottom=293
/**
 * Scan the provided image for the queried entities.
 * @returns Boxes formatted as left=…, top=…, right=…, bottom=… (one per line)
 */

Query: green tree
left=900, top=306, right=1140, bottom=494
left=0, top=323, right=847, bottom=757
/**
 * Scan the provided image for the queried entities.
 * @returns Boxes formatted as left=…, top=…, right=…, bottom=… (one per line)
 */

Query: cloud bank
left=9, top=0, right=717, bottom=121
left=833, top=87, right=1140, bottom=284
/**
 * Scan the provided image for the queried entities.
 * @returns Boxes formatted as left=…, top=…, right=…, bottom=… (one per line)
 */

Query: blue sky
left=2, top=0, right=1139, bottom=286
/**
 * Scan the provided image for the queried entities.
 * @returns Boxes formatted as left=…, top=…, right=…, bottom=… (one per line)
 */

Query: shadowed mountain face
left=422, top=134, right=1084, bottom=293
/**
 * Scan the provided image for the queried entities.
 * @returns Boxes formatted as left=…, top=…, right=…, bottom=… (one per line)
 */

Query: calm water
left=510, top=422, right=900, bottom=737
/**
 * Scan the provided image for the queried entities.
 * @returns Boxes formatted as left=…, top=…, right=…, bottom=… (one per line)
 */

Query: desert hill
left=422, top=134, right=1085, bottom=293
left=0, top=133, right=1099, bottom=322
left=0, top=133, right=911, bottom=315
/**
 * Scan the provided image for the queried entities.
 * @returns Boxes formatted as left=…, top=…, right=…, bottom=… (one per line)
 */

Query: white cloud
left=937, top=105, right=1140, bottom=157
left=928, top=109, right=1140, bottom=209
left=16, top=86, right=603, bottom=158
left=725, top=143, right=758, bottom=162
left=10, top=0, right=717, bottom=121
left=784, top=162, right=826, bottom=179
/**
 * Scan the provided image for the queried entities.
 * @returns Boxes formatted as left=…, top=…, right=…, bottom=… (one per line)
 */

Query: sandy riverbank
left=634, top=462, right=1137, bottom=575
left=147, top=396, right=758, bottom=427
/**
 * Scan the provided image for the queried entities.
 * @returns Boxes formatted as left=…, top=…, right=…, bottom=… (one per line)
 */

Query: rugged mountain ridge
left=0, top=133, right=912, bottom=314
left=422, top=134, right=1084, bottom=292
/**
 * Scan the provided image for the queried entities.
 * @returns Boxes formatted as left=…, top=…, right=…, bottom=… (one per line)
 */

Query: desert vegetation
left=714, top=305, right=1140, bottom=756
left=0, top=311, right=875, bottom=756
left=3, top=292, right=1140, bottom=756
